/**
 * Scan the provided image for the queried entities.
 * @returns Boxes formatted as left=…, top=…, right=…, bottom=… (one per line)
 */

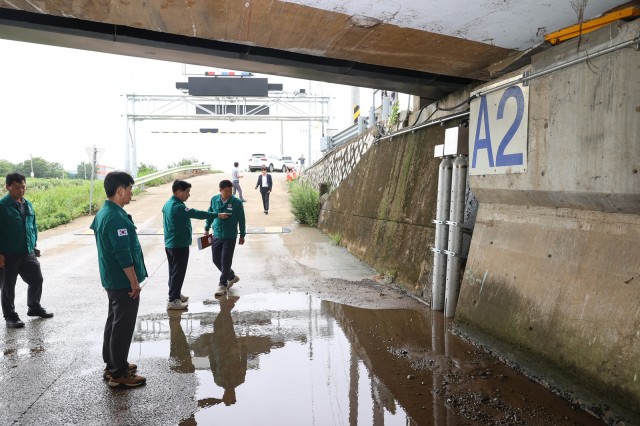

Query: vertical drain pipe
left=431, top=157, right=453, bottom=310
left=444, top=155, right=468, bottom=318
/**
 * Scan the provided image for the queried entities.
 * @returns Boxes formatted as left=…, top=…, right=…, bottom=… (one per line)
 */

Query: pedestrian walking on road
left=0, top=172, right=54, bottom=329
left=231, top=162, right=246, bottom=202
left=162, top=180, right=216, bottom=310
left=298, top=154, right=305, bottom=171
left=204, top=180, right=246, bottom=297
left=90, top=171, right=148, bottom=388
left=255, top=167, right=273, bottom=215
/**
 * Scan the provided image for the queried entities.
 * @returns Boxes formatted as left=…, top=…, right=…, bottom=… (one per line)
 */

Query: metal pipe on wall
left=444, top=155, right=468, bottom=318
left=431, top=157, right=453, bottom=310
left=381, top=95, right=390, bottom=121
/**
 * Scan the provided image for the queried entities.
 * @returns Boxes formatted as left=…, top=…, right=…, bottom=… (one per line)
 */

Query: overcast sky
left=0, top=39, right=380, bottom=173
left=0, top=39, right=182, bottom=170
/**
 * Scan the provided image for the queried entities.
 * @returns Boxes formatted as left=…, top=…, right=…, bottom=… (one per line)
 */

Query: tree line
left=0, top=156, right=201, bottom=180
left=0, top=157, right=92, bottom=179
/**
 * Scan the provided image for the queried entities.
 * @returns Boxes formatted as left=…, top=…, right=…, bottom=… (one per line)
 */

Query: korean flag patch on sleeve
left=117, top=229, right=128, bottom=237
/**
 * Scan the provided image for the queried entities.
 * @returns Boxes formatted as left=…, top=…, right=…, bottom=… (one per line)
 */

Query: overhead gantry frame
left=123, top=92, right=330, bottom=175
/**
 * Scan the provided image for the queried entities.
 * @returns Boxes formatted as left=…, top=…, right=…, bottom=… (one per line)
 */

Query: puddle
left=132, top=292, right=603, bottom=425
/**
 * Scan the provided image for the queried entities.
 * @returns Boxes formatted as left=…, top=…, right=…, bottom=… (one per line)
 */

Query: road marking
left=75, top=227, right=291, bottom=235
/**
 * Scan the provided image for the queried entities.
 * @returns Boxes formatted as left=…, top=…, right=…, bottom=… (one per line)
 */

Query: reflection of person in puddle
left=168, top=311, right=195, bottom=374
left=193, top=295, right=246, bottom=406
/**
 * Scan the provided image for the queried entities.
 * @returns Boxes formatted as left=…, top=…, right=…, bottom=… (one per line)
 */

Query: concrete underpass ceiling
left=0, top=0, right=635, bottom=99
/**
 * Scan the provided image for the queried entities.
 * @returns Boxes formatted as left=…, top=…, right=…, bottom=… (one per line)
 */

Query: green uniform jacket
left=0, top=194, right=37, bottom=255
left=90, top=200, right=148, bottom=290
left=204, top=195, right=246, bottom=239
left=162, top=195, right=215, bottom=248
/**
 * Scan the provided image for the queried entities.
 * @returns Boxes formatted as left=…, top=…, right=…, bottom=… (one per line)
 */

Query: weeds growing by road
left=329, top=232, right=342, bottom=245
left=288, top=180, right=320, bottom=227
left=0, top=179, right=104, bottom=231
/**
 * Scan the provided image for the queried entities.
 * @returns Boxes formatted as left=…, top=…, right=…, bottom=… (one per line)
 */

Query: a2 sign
left=468, top=77, right=529, bottom=176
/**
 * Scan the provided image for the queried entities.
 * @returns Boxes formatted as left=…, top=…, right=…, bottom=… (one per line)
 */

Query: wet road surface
left=0, top=173, right=605, bottom=425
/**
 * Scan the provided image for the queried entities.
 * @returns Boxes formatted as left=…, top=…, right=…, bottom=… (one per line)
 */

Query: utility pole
left=280, top=120, right=284, bottom=156
left=308, top=81, right=312, bottom=165
left=89, top=146, right=97, bottom=214
left=85, top=146, right=105, bottom=214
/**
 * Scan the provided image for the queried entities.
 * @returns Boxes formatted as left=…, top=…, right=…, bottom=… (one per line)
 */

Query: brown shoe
left=103, top=363, right=138, bottom=380
left=108, top=372, right=146, bottom=388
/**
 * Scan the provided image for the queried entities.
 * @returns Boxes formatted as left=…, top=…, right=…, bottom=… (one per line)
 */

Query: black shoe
left=265, top=211, right=268, bottom=215
left=27, top=308, right=54, bottom=318
left=6, top=317, right=25, bottom=328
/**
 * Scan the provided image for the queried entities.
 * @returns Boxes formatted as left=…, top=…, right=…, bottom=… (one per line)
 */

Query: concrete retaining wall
left=311, top=124, right=449, bottom=296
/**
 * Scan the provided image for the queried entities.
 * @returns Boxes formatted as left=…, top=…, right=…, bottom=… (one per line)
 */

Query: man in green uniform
left=91, top=171, right=147, bottom=388
left=162, top=179, right=216, bottom=310
left=204, top=180, right=246, bottom=297
left=0, top=173, right=53, bottom=328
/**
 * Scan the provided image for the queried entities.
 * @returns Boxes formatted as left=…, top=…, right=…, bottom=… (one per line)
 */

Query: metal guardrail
left=325, top=116, right=370, bottom=151
left=329, top=124, right=359, bottom=149
left=133, top=164, right=211, bottom=187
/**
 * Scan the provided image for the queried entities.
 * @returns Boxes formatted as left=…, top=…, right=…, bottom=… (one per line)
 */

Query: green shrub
left=329, top=232, right=342, bottom=245
left=137, top=163, right=171, bottom=187
left=289, top=180, right=320, bottom=227
left=167, top=157, right=200, bottom=168
left=388, top=100, right=400, bottom=126
left=136, top=162, right=212, bottom=189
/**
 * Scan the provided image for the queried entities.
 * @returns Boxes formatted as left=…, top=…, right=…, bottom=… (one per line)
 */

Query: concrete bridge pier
left=455, top=18, right=640, bottom=416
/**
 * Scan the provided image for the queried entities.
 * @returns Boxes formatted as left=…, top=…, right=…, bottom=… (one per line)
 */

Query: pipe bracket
left=444, top=249, right=467, bottom=259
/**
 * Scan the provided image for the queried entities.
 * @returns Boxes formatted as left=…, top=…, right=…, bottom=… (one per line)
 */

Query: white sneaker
left=167, top=299, right=188, bottom=310
left=227, top=275, right=240, bottom=288
left=179, top=294, right=189, bottom=303
left=214, top=285, right=227, bottom=296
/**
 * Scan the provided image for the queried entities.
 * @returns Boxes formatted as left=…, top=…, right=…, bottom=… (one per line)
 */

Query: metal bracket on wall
left=522, top=70, right=531, bottom=87
left=430, top=247, right=443, bottom=254
left=446, top=220, right=474, bottom=233
left=432, top=219, right=445, bottom=225
left=443, top=249, right=467, bottom=259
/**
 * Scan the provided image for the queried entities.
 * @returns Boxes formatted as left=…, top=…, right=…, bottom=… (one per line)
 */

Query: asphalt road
left=0, top=172, right=607, bottom=425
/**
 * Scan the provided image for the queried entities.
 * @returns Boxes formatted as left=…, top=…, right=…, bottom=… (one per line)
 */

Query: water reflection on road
left=133, top=292, right=602, bottom=425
